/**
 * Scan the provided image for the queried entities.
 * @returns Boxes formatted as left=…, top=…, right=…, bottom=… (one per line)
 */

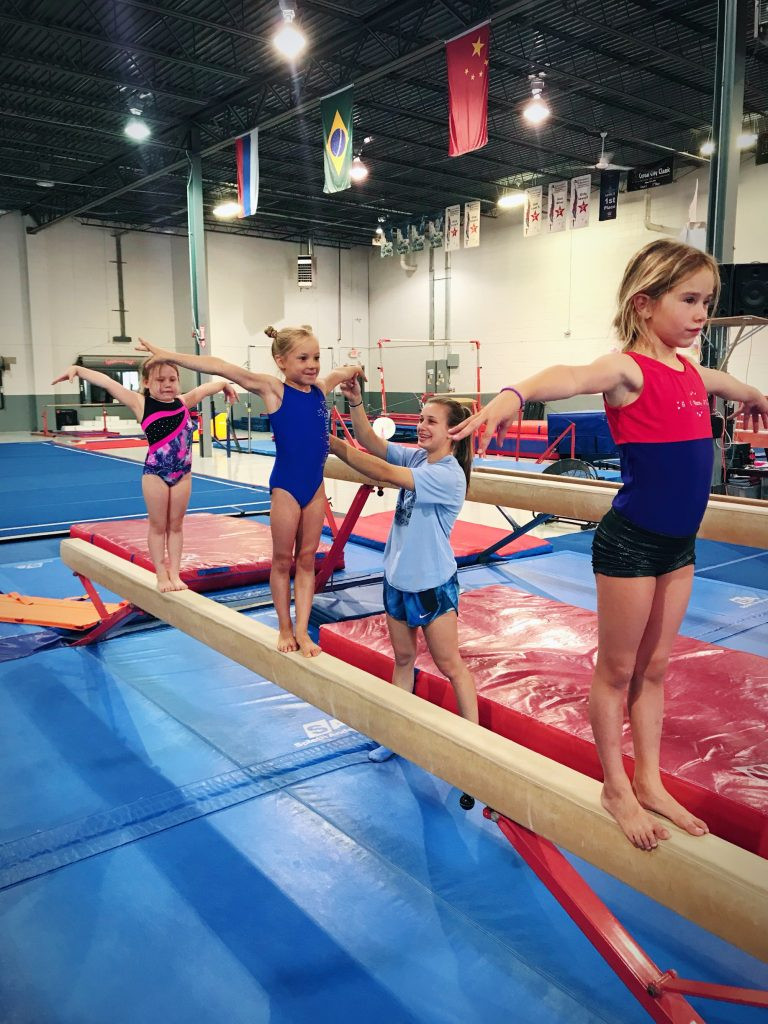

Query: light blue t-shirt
left=382, top=443, right=466, bottom=592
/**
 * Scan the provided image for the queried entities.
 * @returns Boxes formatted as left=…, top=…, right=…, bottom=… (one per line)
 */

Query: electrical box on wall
left=297, top=254, right=314, bottom=288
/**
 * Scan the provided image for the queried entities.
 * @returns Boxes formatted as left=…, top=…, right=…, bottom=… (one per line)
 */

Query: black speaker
left=716, top=262, right=768, bottom=318
left=731, top=263, right=768, bottom=317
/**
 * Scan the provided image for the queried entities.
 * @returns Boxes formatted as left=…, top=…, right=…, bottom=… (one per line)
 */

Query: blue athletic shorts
left=383, top=573, right=460, bottom=628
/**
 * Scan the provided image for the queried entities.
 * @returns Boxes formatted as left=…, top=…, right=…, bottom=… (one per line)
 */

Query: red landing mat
left=71, top=514, right=342, bottom=592
left=336, top=511, right=551, bottom=562
left=320, top=585, right=768, bottom=858
left=55, top=437, right=147, bottom=451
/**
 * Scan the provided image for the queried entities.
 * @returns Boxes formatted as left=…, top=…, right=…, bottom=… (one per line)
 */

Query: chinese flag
left=446, top=24, right=490, bottom=157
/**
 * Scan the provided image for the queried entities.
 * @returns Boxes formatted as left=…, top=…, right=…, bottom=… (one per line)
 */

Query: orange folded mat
left=0, top=592, right=129, bottom=630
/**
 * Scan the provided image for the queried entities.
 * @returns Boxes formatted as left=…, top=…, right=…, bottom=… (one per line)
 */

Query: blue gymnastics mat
left=1, top=614, right=765, bottom=1023
left=0, top=442, right=270, bottom=540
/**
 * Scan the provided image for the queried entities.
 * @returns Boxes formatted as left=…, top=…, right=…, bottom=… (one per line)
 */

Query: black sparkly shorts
left=591, top=507, right=696, bottom=578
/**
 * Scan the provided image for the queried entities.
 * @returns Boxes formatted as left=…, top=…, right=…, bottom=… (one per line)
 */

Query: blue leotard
left=269, top=383, right=330, bottom=507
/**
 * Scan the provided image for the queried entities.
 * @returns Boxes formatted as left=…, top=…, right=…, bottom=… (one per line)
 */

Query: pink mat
left=71, top=513, right=341, bottom=592
left=320, top=584, right=768, bottom=857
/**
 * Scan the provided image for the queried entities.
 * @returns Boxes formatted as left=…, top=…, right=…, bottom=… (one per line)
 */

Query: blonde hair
left=423, top=397, right=473, bottom=488
left=614, top=240, right=720, bottom=352
left=141, top=359, right=179, bottom=388
left=264, top=324, right=316, bottom=361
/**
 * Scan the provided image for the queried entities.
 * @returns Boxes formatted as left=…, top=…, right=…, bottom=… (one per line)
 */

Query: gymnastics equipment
left=59, top=537, right=768, bottom=973
left=37, top=402, right=120, bottom=438
left=324, top=458, right=768, bottom=549
left=376, top=338, right=481, bottom=415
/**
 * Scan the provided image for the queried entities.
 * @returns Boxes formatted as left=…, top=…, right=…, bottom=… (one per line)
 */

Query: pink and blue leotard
left=141, top=394, right=194, bottom=486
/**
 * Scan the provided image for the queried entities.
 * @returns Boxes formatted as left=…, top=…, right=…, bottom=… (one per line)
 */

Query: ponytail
left=424, top=397, right=473, bottom=489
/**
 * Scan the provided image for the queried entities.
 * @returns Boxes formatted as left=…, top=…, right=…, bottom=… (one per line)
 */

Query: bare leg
left=369, top=615, right=419, bottom=761
left=293, top=485, right=326, bottom=657
left=269, top=488, right=301, bottom=652
left=142, top=475, right=173, bottom=592
left=629, top=565, right=708, bottom=837
left=165, top=474, right=192, bottom=590
left=423, top=611, right=478, bottom=725
left=591, top=574, right=670, bottom=850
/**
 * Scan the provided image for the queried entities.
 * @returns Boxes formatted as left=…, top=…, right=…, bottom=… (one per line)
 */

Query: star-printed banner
left=547, top=181, right=567, bottom=233
left=445, top=204, right=461, bottom=250
left=446, top=24, right=490, bottom=156
left=570, top=174, right=591, bottom=230
left=464, top=200, right=480, bottom=247
left=524, top=186, right=542, bottom=237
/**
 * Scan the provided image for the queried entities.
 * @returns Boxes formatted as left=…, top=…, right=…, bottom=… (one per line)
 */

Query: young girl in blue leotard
left=52, top=360, right=237, bottom=592
left=136, top=329, right=364, bottom=657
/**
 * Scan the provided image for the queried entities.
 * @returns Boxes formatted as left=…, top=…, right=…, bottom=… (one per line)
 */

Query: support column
left=187, top=129, right=213, bottom=457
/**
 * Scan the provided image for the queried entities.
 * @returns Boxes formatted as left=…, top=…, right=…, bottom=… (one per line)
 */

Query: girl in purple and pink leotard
left=52, top=359, right=237, bottom=593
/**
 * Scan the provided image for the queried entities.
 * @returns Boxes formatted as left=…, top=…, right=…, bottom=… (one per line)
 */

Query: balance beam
left=61, top=537, right=768, bottom=963
left=324, top=457, right=768, bottom=549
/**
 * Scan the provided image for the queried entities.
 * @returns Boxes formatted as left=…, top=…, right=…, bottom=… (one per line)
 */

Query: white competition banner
left=547, top=181, right=568, bottom=233
left=524, top=186, right=542, bottom=237
left=464, top=200, right=480, bottom=247
left=570, top=174, right=591, bottom=230
left=445, top=204, right=461, bottom=250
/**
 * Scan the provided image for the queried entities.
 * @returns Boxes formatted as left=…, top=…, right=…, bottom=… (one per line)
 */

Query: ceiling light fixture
left=125, top=117, right=151, bottom=141
left=523, top=74, right=550, bottom=125
left=699, top=139, right=715, bottom=156
left=349, top=155, right=368, bottom=182
left=274, top=0, right=306, bottom=59
left=497, top=191, right=525, bottom=210
left=737, top=131, right=758, bottom=150
left=212, top=200, right=242, bottom=219
left=35, top=179, right=56, bottom=188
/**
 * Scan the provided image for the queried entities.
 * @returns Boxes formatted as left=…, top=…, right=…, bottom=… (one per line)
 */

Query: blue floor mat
left=0, top=443, right=270, bottom=539
left=1, top=614, right=765, bottom=1023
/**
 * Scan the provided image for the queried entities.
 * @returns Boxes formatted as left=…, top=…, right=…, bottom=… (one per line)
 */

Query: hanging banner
left=547, top=181, right=567, bottom=233
left=445, top=204, right=462, bottom=250
left=410, top=217, right=426, bottom=252
left=524, top=186, right=542, bottom=237
left=427, top=213, right=444, bottom=248
left=570, top=175, right=591, bottom=230
left=626, top=157, right=674, bottom=192
left=446, top=23, right=490, bottom=156
left=380, top=225, right=394, bottom=258
left=395, top=225, right=411, bottom=254
left=321, top=86, right=353, bottom=194
left=235, top=128, right=259, bottom=217
left=598, top=169, right=620, bottom=222
left=464, top=200, right=481, bottom=247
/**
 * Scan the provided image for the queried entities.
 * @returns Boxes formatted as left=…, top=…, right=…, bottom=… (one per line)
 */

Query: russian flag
left=235, top=128, right=258, bottom=218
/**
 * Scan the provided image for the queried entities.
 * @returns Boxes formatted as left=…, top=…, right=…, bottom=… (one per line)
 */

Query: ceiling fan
left=580, top=132, right=632, bottom=171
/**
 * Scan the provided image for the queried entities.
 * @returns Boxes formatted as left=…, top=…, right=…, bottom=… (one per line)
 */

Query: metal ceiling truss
left=0, top=0, right=764, bottom=246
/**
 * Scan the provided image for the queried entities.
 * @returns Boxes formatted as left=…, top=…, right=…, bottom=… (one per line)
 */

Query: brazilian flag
left=321, top=87, right=353, bottom=194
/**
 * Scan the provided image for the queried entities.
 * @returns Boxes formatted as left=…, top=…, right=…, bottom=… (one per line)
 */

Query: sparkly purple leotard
left=141, top=394, right=194, bottom=486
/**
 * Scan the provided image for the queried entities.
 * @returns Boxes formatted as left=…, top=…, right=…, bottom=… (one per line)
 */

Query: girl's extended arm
left=137, top=338, right=280, bottom=402
left=318, top=364, right=366, bottom=396
left=696, top=366, right=768, bottom=431
left=338, top=377, right=387, bottom=458
left=181, top=379, right=239, bottom=409
left=329, top=435, right=414, bottom=490
left=449, top=353, right=639, bottom=454
left=51, top=365, right=144, bottom=419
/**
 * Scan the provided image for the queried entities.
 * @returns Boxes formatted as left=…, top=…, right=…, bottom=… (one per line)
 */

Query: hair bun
left=264, top=325, right=278, bottom=339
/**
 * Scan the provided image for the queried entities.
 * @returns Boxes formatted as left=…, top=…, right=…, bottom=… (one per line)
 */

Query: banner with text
left=626, top=157, right=674, bottom=192
left=524, top=186, right=542, bottom=237
left=598, top=169, right=620, bottom=221
left=464, top=200, right=481, bottom=247
left=445, top=204, right=462, bottom=250
left=570, top=175, right=591, bottom=229
left=547, top=181, right=567, bottom=232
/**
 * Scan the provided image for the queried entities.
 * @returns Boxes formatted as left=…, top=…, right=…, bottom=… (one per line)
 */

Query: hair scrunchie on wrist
left=500, top=386, right=525, bottom=408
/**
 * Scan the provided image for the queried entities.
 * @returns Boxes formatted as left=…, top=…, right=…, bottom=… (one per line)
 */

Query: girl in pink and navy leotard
left=135, top=328, right=365, bottom=659
left=141, top=391, right=194, bottom=486
left=449, top=239, right=768, bottom=853
left=52, top=358, right=237, bottom=593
